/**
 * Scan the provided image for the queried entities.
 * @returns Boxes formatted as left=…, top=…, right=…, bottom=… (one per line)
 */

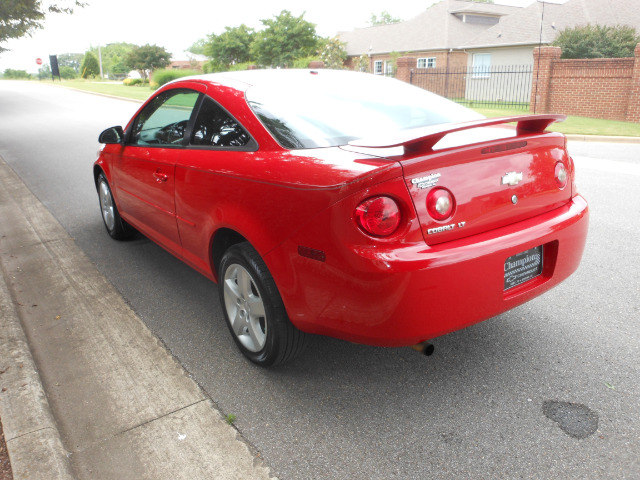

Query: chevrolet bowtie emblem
left=501, top=171, right=523, bottom=186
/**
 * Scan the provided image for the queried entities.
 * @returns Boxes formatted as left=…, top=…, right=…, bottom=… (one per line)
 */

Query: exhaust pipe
left=410, top=342, right=434, bottom=356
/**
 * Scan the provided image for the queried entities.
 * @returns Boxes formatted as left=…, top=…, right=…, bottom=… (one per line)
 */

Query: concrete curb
left=0, top=266, right=75, bottom=479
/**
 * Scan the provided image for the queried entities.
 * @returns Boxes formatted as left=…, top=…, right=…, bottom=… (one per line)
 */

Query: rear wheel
left=218, top=242, right=308, bottom=366
left=97, top=173, right=135, bottom=240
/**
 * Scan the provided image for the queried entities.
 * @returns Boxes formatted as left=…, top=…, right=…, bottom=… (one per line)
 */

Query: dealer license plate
left=504, top=246, right=543, bottom=290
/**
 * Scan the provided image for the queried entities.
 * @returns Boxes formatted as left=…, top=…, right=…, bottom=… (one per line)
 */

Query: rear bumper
left=270, top=195, right=589, bottom=347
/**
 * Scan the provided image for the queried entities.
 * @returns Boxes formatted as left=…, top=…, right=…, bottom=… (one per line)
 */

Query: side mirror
left=99, top=126, right=124, bottom=144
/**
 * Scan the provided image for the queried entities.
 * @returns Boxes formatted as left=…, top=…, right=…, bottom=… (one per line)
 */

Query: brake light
left=555, top=161, right=568, bottom=189
left=355, top=196, right=401, bottom=237
left=427, top=188, right=455, bottom=221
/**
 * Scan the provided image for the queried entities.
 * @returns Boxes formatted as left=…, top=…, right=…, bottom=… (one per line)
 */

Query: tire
left=218, top=242, right=308, bottom=366
left=97, top=173, right=135, bottom=240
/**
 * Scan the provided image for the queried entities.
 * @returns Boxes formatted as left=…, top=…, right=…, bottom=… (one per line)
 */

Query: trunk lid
left=349, top=115, right=572, bottom=245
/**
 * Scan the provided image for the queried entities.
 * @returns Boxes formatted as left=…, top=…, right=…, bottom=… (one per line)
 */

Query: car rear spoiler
left=348, top=114, right=566, bottom=153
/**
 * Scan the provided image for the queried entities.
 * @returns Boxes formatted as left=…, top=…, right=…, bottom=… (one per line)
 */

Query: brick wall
left=627, top=44, right=640, bottom=122
left=395, top=52, right=468, bottom=97
left=531, top=44, right=640, bottom=122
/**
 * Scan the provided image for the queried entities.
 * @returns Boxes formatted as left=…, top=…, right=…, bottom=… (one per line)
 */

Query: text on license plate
left=504, top=246, right=543, bottom=290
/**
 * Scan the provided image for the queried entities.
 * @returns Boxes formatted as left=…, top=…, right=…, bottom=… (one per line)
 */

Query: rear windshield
left=246, top=71, right=483, bottom=149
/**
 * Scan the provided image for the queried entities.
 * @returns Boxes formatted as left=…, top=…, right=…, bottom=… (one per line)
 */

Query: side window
left=130, top=89, right=200, bottom=146
left=191, top=96, right=251, bottom=148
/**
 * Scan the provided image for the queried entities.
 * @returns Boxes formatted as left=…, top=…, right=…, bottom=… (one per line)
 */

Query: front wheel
left=97, top=173, right=135, bottom=240
left=218, top=242, right=308, bottom=366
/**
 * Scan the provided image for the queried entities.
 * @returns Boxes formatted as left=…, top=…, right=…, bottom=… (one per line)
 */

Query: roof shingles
left=339, top=0, right=521, bottom=56
left=339, top=0, right=640, bottom=56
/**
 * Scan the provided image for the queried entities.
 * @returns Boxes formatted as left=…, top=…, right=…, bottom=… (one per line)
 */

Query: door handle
left=153, top=170, right=169, bottom=183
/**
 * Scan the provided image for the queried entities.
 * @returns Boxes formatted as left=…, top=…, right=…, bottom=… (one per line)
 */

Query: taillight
left=355, top=196, right=401, bottom=237
left=427, top=188, right=455, bottom=221
left=555, top=161, right=568, bottom=189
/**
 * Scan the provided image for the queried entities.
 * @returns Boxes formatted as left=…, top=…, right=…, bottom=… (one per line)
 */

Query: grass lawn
left=40, top=79, right=640, bottom=138
left=473, top=106, right=640, bottom=137
left=58, top=79, right=154, bottom=102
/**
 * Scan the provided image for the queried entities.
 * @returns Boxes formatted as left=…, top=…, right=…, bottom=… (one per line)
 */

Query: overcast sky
left=0, top=0, right=535, bottom=73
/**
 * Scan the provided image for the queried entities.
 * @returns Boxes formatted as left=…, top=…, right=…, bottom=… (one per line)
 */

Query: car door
left=174, top=95, right=258, bottom=276
left=112, top=88, right=201, bottom=254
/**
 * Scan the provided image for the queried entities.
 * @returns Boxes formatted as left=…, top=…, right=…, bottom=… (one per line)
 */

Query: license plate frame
left=504, top=245, right=543, bottom=291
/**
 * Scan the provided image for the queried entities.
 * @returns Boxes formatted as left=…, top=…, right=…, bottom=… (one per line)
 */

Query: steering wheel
left=156, top=120, right=188, bottom=144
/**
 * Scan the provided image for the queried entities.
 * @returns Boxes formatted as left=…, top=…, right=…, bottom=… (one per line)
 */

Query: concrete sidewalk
left=0, top=156, right=275, bottom=479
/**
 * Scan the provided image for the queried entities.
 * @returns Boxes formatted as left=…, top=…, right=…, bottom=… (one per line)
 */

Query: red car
left=95, top=70, right=588, bottom=366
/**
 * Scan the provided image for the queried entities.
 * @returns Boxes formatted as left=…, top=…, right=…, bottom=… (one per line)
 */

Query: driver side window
left=130, top=89, right=200, bottom=146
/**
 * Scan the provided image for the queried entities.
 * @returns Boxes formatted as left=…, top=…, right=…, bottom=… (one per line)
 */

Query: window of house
left=374, top=60, right=383, bottom=75
left=417, top=57, right=436, bottom=69
left=472, top=53, right=491, bottom=78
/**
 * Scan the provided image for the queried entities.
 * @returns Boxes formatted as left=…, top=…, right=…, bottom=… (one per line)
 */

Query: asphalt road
left=1, top=81, right=638, bottom=479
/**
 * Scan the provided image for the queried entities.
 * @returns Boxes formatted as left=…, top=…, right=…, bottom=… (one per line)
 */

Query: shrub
left=123, top=78, right=142, bottom=86
left=553, top=25, right=640, bottom=59
left=292, top=56, right=321, bottom=69
left=229, top=62, right=257, bottom=71
left=59, top=66, right=77, bottom=79
left=2, top=69, right=31, bottom=79
left=152, top=69, right=200, bottom=87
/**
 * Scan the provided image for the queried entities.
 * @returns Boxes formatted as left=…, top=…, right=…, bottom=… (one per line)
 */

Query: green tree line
left=191, top=10, right=347, bottom=72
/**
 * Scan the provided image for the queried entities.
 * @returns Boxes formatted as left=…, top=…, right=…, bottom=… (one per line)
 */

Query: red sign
left=36, top=58, right=43, bottom=65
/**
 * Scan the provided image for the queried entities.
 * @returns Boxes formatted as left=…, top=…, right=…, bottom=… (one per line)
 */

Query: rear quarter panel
left=173, top=147, right=401, bottom=280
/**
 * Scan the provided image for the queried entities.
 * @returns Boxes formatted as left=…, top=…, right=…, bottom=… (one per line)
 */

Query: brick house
left=462, top=0, right=640, bottom=71
left=339, top=0, right=640, bottom=74
left=339, top=0, right=521, bottom=75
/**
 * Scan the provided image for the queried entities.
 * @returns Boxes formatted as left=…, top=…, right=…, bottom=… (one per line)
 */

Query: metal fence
left=409, top=65, right=533, bottom=110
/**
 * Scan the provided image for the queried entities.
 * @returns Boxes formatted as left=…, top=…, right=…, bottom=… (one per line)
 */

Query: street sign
left=36, top=58, right=43, bottom=65
left=49, top=55, right=60, bottom=81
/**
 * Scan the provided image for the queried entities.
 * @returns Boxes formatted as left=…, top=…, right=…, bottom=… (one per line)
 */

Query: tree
left=187, top=38, right=207, bottom=56
left=354, top=54, right=370, bottom=73
left=0, top=0, right=85, bottom=53
left=80, top=51, right=100, bottom=78
left=204, top=24, right=255, bottom=72
left=57, top=53, right=84, bottom=72
left=89, top=43, right=136, bottom=78
left=369, top=11, right=401, bottom=26
left=251, top=10, right=319, bottom=68
left=552, top=25, right=640, bottom=59
left=125, top=44, right=171, bottom=81
left=320, top=36, right=347, bottom=69
left=37, top=64, right=51, bottom=80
